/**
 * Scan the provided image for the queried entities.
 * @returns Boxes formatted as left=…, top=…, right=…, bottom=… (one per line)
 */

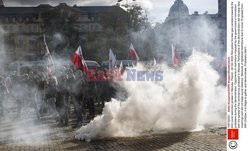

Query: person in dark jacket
left=70, top=70, right=86, bottom=128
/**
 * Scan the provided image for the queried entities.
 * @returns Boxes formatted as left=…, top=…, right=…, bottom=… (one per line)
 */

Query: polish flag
left=128, top=43, right=139, bottom=65
left=72, top=46, right=88, bottom=74
left=172, top=44, right=179, bottom=67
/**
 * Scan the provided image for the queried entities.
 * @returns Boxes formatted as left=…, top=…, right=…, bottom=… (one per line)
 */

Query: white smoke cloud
left=0, top=26, right=53, bottom=145
left=75, top=51, right=226, bottom=141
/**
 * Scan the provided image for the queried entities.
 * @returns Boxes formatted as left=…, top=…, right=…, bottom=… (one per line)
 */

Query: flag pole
left=43, top=34, right=54, bottom=69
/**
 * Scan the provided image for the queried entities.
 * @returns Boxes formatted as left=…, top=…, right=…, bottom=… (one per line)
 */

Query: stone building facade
left=0, top=2, right=126, bottom=61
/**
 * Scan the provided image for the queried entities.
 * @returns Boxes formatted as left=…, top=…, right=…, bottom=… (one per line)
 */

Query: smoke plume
left=0, top=26, right=52, bottom=145
left=75, top=51, right=226, bottom=141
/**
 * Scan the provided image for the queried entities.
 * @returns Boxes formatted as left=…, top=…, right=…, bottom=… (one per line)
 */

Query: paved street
left=0, top=112, right=226, bottom=151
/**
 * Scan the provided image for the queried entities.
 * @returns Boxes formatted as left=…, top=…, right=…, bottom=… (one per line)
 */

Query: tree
left=85, top=4, right=154, bottom=62
left=100, top=4, right=151, bottom=33
left=126, top=4, right=151, bottom=32
left=40, top=5, right=81, bottom=57
left=100, top=10, right=128, bottom=35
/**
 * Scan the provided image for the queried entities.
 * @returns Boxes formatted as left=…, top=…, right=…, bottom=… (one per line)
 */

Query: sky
left=3, top=0, right=218, bottom=23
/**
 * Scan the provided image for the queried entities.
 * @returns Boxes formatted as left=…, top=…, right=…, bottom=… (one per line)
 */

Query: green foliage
left=40, top=5, right=81, bottom=56
left=86, top=4, right=155, bottom=62
left=126, top=4, right=151, bottom=32
left=40, top=4, right=156, bottom=62
left=84, top=29, right=129, bottom=63
left=100, top=11, right=128, bottom=35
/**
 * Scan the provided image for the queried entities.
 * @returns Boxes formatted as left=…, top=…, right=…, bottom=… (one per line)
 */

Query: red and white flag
left=72, top=46, right=88, bottom=74
left=172, top=44, right=179, bottom=67
left=128, top=43, right=139, bottom=65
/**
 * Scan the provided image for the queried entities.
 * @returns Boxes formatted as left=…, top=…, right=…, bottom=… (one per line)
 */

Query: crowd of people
left=0, top=65, right=116, bottom=128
